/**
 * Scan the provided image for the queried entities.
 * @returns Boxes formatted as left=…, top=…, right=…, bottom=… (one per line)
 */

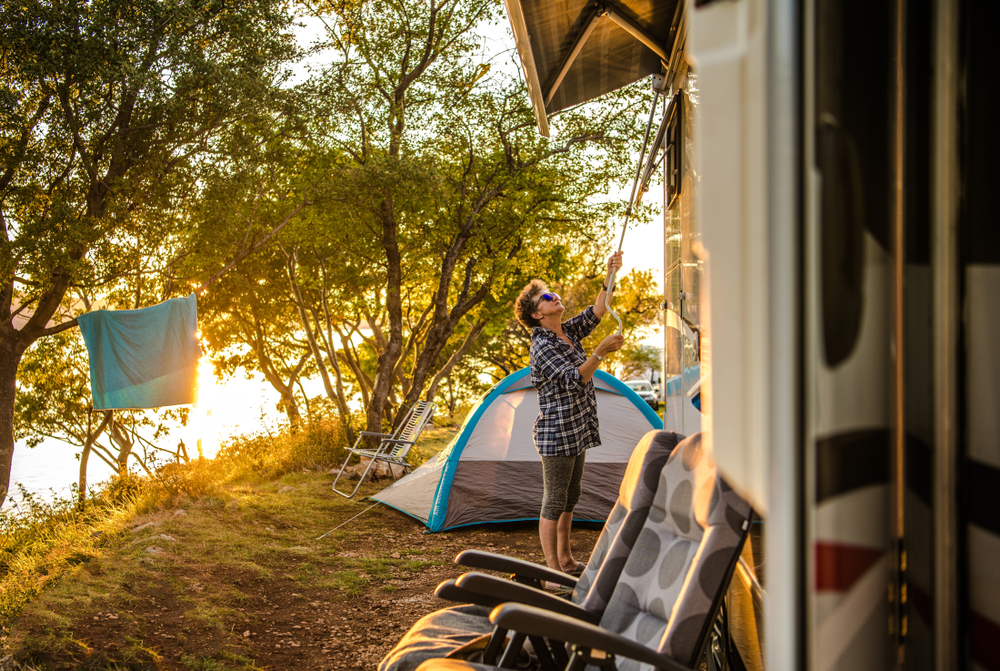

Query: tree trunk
left=110, top=419, right=133, bottom=475
left=78, top=443, right=91, bottom=509
left=0, top=332, right=28, bottom=509
left=78, top=410, right=113, bottom=509
left=283, top=397, right=302, bottom=429
left=425, top=319, right=487, bottom=403
left=287, top=253, right=356, bottom=444
left=368, top=199, right=404, bottom=441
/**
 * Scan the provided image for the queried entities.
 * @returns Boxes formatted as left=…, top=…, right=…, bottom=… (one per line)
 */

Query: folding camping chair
left=332, top=401, right=436, bottom=498
left=408, top=432, right=754, bottom=671
left=378, top=431, right=683, bottom=671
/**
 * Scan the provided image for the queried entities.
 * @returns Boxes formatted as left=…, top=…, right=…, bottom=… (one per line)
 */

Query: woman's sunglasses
left=534, top=292, right=560, bottom=307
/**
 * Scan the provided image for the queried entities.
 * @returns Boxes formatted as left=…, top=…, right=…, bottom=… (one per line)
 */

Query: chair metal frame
left=331, top=400, right=436, bottom=498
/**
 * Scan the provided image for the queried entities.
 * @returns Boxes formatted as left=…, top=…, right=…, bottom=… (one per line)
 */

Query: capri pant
left=539, top=451, right=587, bottom=521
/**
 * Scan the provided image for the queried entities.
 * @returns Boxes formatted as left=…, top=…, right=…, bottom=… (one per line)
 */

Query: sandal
left=562, top=561, right=586, bottom=577
left=544, top=581, right=575, bottom=592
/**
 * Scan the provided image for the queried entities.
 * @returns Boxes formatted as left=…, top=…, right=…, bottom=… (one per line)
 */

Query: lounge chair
left=411, top=432, right=754, bottom=671
left=332, top=401, right=436, bottom=498
left=378, top=430, right=684, bottom=671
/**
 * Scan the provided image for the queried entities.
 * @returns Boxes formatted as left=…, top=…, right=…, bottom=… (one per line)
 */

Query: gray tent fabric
left=77, top=295, right=200, bottom=410
left=372, top=368, right=663, bottom=532
left=378, top=430, right=682, bottom=671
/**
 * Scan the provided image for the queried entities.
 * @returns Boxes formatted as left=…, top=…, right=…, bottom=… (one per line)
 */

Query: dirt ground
left=7, top=470, right=602, bottom=671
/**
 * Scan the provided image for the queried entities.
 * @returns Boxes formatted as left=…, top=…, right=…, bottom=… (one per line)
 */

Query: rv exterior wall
left=689, top=0, right=769, bottom=514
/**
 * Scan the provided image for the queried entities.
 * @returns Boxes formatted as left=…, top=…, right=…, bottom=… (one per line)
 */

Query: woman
left=513, top=252, right=625, bottom=576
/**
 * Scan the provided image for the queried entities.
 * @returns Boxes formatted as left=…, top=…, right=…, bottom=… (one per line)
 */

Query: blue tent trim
left=425, top=367, right=663, bottom=532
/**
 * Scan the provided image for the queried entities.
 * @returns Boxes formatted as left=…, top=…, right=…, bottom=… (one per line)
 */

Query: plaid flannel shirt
left=529, top=306, right=603, bottom=457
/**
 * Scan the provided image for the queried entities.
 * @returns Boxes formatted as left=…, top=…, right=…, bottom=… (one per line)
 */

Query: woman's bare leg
left=555, top=511, right=577, bottom=570
left=539, top=517, right=560, bottom=571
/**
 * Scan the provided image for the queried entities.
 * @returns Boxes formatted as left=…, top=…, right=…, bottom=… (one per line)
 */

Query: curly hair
left=514, top=279, right=548, bottom=328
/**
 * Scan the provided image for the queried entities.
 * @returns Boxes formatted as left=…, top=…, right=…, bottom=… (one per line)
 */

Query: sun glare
left=177, top=358, right=288, bottom=460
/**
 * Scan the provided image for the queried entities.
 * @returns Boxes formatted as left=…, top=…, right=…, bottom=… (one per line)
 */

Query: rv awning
left=504, top=0, right=682, bottom=137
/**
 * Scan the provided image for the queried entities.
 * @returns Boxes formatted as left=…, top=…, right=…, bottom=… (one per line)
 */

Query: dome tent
left=372, top=367, right=663, bottom=532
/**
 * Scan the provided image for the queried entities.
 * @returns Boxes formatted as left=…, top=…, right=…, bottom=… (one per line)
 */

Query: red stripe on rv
left=813, top=541, right=884, bottom=592
left=972, top=610, right=1000, bottom=671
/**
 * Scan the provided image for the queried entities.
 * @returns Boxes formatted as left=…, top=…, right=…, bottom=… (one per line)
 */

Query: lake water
left=5, top=370, right=291, bottom=512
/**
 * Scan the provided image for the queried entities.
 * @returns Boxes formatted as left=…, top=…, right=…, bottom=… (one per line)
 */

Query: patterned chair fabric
left=378, top=430, right=682, bottom=671
left=572, top=430, right=682, bottom=609
left=599, top=432, right=754, bottom=669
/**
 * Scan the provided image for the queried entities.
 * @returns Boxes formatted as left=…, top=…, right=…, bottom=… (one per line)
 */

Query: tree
left=0, top=0, right=300, bottom=506
left=303, top=0, right=646, bottom=437
left=198, top=261, right=314, bottom=430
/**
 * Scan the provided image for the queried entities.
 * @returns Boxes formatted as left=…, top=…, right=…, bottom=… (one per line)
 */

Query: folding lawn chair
left=409, top=432, right=754, bottom=671
left=332, top=401, right=436, bottom=498
left=378, top=430, right=684, bottom=671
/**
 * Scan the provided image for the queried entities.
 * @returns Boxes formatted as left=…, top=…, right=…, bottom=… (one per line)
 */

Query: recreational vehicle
left=501, top=0, right=996, bottom=668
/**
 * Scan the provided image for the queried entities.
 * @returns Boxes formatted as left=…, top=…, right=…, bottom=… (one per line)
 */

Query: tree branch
left=196, top=199, right=312, bottom=295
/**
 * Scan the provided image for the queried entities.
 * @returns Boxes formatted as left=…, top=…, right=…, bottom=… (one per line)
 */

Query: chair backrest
left=572, top=431, right=682, bottom=612
left=597, top=432, right=753, bottom=669
left=385, top=401, right=436, bottom=458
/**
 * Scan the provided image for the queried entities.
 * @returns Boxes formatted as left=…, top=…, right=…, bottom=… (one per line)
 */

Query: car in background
left=624, top=379, right=659, bottom=411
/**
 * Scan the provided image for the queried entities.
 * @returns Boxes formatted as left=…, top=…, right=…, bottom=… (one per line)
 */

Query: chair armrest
left=415, top=659, right=488, bottom=671
left=454, top=550, right=578, bottom=587
left=490, top=603, right=695, bottom=671
left=447, top=573, right=598, bottom=624
left=358, top=431, right=393, bottom=438
left=435, top=579, right=493, bottom=606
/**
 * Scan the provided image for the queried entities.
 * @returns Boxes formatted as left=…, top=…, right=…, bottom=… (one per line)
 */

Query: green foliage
left=13, top=331, right=91, bottom=449
left=0, top=480, right=141, bottom=636
left=1, top=0, right=301, bottom=297
left=183, top=0, right=654, bottom=434
left=0, top=0, right=305, bottom=507
left=3, top=0, right=661, bottom=517
left=200, top=415, right=350, bottom=483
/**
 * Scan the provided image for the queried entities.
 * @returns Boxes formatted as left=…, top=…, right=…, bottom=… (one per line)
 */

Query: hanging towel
left=77, top=294, right=200, bottom=410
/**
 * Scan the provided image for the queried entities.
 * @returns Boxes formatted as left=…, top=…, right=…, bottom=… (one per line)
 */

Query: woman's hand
left=606, top=251, right=623, bottom=279
left=595, top=334, right=625, bottom=357
left=594, top=252, right=624, bottom=319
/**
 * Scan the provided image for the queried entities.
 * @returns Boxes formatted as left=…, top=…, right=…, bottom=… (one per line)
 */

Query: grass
left=0, top=413, right=481, bottom=669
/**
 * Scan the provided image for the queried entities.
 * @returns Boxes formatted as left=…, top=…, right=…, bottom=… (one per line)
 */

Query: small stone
left=145, top=546, right=165, bottom=555
left=391, top=552, right=400, bottom=559
left=131, top=521, right=161, bottom=533
left=155, top=534, right=177, bottom=542
left=173, top=509, right=187, bottom=517
left=278, top=486, right=296, bottom=493
left=243, top=631, right=251, bottom=638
